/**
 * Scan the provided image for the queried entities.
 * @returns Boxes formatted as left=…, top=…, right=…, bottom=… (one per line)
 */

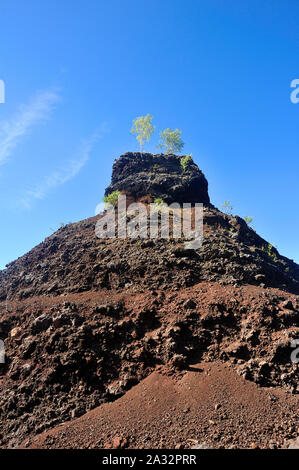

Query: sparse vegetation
left=154, top=197, right=164, bottom=206
left=180, top=154, right=193, bottom=171
left=131, top=114, right=155, bottom=152
left=221, top=201, right=233, bottom=215
left=103, top=190, right=121, bottom=207
left=261, top=243, right=278, bottom=263
left=244, top=216, right=253, bottom=226
left=158, top=128, right=184, bottom=154
left=50, top=221, right=72, bottom=233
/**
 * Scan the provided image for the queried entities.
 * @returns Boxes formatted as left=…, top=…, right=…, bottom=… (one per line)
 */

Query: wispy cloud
left=0, top=89, right=60, bottom=167
left=18, top=127, right=107, bottom=209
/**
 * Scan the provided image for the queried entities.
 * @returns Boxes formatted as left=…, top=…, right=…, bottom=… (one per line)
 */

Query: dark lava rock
left=104, top=152, right=210, bottom=204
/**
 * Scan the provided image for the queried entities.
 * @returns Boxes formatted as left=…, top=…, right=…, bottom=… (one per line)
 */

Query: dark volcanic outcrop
left=105, top=152, right=210, bottom=204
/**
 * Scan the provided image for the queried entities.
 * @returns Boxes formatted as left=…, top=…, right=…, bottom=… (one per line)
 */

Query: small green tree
left=158, top=128, right=184, bottom=154
left=131, top=114, right=155, bottom=153
left=221, top=201, right=233, bottom=215
left=103, top=190, right=121, bottom=208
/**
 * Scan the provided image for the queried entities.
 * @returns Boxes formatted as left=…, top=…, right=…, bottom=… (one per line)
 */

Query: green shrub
left=244, top=216, right=253, bottom=226
left=103, top=190, right=121, bottom=207
left=154, top=197, right=163, bottom=206
left=180, top=154, right=193, bottom=171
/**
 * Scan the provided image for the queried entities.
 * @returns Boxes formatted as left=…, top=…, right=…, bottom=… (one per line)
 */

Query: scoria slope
left=0, top=153, right=298, bottom=448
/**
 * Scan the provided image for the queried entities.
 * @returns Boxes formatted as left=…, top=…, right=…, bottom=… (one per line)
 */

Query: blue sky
left=0, top=0, right=298, bottom=269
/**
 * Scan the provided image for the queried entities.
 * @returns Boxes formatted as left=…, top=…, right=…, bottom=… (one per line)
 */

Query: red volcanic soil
left=1, top=280, right=298, bottom=449
left=25, top=361, right=298, bottom=450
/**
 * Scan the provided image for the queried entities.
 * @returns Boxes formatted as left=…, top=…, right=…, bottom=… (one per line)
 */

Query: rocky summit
left=0, top=153, right=298, bottom=450
left=105, top=152, right=210, bottom=204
